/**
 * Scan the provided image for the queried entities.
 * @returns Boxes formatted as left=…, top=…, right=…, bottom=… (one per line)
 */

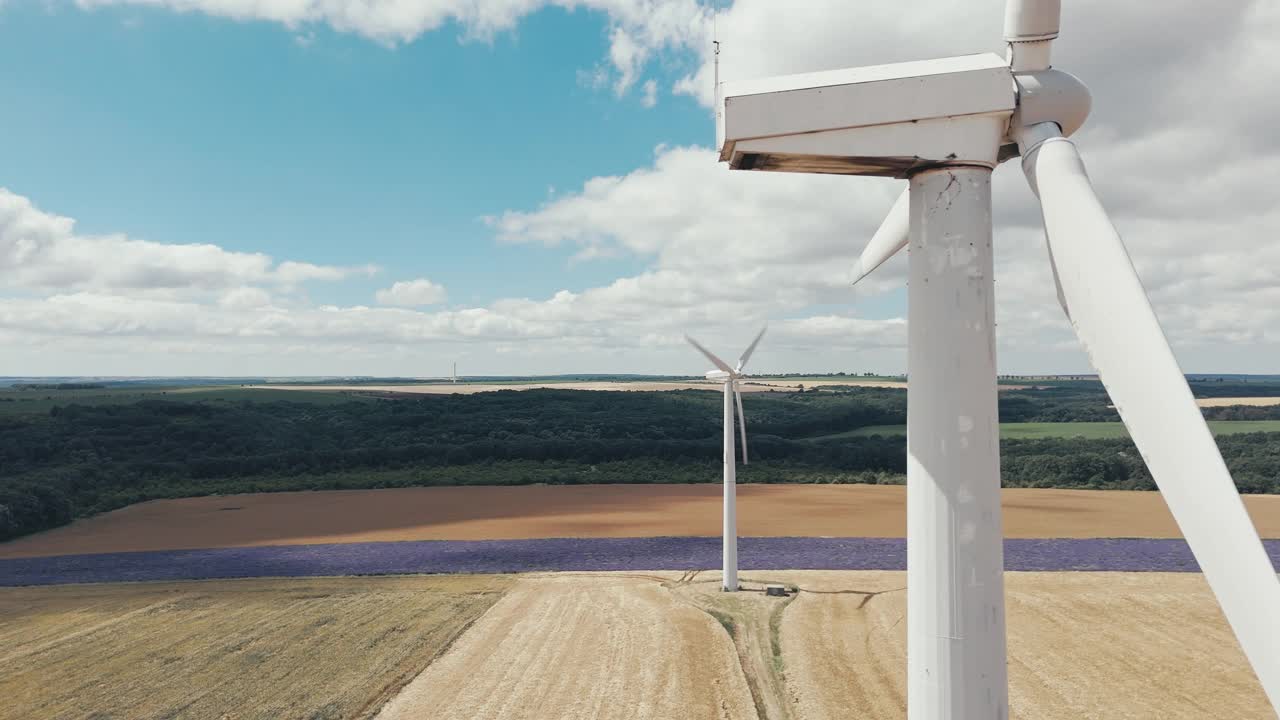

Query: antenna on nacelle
left=713, top=11, right=722, bottom=147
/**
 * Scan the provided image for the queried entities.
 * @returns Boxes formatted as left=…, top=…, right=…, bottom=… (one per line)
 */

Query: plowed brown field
left=6, top=485, right=1280, bottom=558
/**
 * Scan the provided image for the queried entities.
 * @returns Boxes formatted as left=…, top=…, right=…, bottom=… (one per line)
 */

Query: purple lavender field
left=3, top=537, right=1279, bottom=587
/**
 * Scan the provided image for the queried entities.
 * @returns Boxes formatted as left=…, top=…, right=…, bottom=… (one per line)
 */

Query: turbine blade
left=852, top=187, right=909, bottom=287
left=685, top=334, right=735, bottom=375
left=734, top=383, right=749, bottom=465
left=736, top=325, right=768, bottom=373
left=1023, top=129, right=1280, bottom=709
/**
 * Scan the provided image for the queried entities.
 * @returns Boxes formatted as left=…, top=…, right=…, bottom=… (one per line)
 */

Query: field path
left=374, top=574, right=757, bottom=720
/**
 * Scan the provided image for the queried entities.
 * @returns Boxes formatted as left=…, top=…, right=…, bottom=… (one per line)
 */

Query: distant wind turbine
left=685, top=325, right=766, bottom=592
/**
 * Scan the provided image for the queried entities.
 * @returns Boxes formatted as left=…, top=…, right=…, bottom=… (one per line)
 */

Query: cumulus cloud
left=8, top=1, right=1280, bottom=375
left=0, top=188, right=375, bottom=294
left=0, top=178, right=908, bottom=375
left=376, top=278, right=448, bottom=306
left=73, top=0, right=709, bottom=98
left=495, top=0, right=1280, bottom=372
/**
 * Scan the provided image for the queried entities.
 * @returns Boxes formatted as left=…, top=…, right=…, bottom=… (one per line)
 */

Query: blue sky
left=0, top=1, right=1275, bottom=376
left=0, top=3, right=706, bottom=308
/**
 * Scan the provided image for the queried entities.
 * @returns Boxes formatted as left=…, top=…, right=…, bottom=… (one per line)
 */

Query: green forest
left=3, top=379, right=1280, bottom=541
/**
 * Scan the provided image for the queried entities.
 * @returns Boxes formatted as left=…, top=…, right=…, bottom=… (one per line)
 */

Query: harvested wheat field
left=7, top=484, right=1280, bottom=559
left=2, top=571, right=1271, bottom=719
left=0, top=575, right=510, bottom=720
left=264, top=382, right=1273, bottom=404
left=772, top=570, right=1272, bottom=719
left=1196, top=396, right=1280, bottom=407
left=375, top=572, right=756, bottom=720
left=253, top=377, right=916, bottom=396
left=375, top=570, right=1269, bottom=720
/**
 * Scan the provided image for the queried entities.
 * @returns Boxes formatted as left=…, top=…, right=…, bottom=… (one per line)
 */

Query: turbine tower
left=717, top=0, right=1280, bottom=715
left=686, top=326, right=766, bottom=592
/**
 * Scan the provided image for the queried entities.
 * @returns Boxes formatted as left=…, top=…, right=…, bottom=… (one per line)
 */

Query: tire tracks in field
left=373, top=573, right=757, bottom=720
left=669, top=575, right=802, bottom=720
left=0, top=597, right=184, bottom=666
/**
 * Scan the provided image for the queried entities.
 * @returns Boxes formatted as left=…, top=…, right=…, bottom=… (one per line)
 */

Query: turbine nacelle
left=717, top=54, right=1091, bottom=177
left=685, top=326, right=767, bottom=467
left=718, top=53, right=1014, bottom=175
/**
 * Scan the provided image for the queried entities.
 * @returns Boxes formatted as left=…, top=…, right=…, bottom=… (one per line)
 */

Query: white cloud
left=7, top=1, right=1280, bottom=376
left=376, top=278, right=448, bottom=306
left=73, top=0, right=710, bottom=99
left=0, top=179, right=910, bottom=375
left=640, top=78, right=658, bottom=108
left=218, top=287, right=273, bottom=309
left=0, top=188, right=376, bottom=294
left=493, top=0, right=1280, bottom=373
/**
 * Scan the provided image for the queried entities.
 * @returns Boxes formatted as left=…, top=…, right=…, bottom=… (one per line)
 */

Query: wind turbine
left=685, top=326, right=766, bottom=592
left=716, top=0, right=1280, bottom=716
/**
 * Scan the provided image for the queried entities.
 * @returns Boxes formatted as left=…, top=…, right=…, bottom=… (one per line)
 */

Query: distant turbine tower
left=717, top=0, right=1280, bottom=714
left=451, top=362, right=458, bottom=384
left=685, top=325, right=766, bottom=592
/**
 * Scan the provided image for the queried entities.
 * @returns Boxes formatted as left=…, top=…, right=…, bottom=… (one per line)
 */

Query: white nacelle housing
left=718, top=53, right=1015, bottom=177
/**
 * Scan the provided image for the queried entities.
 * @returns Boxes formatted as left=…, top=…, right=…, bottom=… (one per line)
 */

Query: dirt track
left=5, top=485, right=1280, bottom=558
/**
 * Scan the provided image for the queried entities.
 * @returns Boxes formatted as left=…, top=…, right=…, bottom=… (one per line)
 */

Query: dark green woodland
left=3, top=377, right=1280, bottom=541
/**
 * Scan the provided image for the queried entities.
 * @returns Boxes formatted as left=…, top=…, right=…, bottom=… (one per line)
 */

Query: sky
left=1, top=0, right=1278, bottom=377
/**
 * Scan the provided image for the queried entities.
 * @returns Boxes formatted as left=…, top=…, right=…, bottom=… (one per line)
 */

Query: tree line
left=3, top=384, right=1280, bottom=540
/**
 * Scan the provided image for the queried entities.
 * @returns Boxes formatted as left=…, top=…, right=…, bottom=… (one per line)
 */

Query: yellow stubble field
left=0, top=575, right=510, bottom=720
left=1, top=570, right=1271, bottom=719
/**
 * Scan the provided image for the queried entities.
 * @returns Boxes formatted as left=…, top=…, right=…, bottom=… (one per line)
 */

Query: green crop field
left=811, top=420, right=1280, bottom=441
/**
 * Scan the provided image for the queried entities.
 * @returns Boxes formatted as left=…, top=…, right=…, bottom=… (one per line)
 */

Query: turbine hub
left=1006, top=68, right=1092, bottom=153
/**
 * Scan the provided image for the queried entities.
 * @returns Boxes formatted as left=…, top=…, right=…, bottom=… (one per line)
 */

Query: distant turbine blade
left=1022, top=127, right=1280, bottom=709
left=686, top=333, right=737, bottom=371
left=852, top=187, right=909, bottom=287
left=736, top=325, right=768, bottom=373
left=734, top=383, right=749, bottom=465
